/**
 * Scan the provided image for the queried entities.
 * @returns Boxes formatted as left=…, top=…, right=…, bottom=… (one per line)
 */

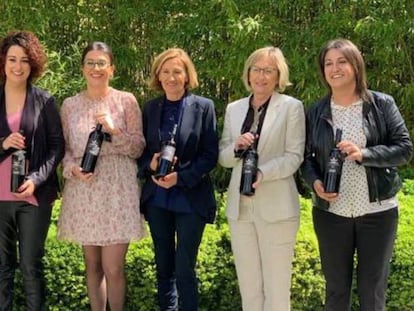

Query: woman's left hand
left=96, top=111, right=120, bottom=135
left=12, top=179, right=35, bottom=198
left=252, top=170, right=263, bottom=189
left=337, top=140, right=363, bottom=162
left=152, top=172, right=178, bottom=189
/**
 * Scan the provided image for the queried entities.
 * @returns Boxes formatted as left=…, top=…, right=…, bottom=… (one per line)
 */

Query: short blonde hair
left=242, top=46, right=292, bottom=92
left=148, top=48, right=199, bottom=92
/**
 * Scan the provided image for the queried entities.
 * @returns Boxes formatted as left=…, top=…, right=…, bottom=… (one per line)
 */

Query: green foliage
left=1, top=0, right=413, bottom=187
left=10, top=184, right=414, bottom=310
left=1, top=2, right=413, bottom=307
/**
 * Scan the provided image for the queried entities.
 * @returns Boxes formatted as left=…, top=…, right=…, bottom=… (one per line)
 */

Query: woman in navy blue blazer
left=138, top=48, right=218, bottom=311
left=0, top=31, right=64, bottom=310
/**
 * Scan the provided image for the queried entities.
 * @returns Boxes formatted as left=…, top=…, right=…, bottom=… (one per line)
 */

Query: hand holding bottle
left=149, top=152, right=161, bottom=172
left=12, top=179, right=36, bottom=198
left=337, top=140, right=362, bottom=162
left=235, top=132, right=257, bottom=151
left=313, top=179, right=339, bottom=202
left=71, top=165, right=93, bottom=181
left=152, top=171, right=178, bottom=189
left=150, top=151, right=178, bottom=186
left=2, top=131, right=25, bottom=150
left=251, top=169, right=263, bottom=189
left=95, top=111, right=120, bottom=135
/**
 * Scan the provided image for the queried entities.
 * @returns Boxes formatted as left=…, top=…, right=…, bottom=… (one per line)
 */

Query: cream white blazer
left=219, top=92, right=306, bottom=222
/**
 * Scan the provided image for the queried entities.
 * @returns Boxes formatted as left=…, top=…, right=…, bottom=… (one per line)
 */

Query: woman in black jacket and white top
left=301, top=38, right=412, bottom=311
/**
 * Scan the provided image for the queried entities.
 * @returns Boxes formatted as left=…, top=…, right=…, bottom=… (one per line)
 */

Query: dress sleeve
left=109, top=93, right=146, bottom=159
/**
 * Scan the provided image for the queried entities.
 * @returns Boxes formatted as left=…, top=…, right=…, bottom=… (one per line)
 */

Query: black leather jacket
left=301, top=91, right=412, bottom=210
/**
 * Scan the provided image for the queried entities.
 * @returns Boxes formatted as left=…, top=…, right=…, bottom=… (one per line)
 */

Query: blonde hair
left=148, top=48, right=199, bottom=92
left=242, top=46, right=292, bottom=92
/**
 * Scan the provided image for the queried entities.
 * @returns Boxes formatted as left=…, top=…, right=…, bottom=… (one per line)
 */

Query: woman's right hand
left=313, top=179, right=338, bottom=202
left=72, top=165, right=93, bottom=181
left=2, top=132, right=25, bottom=150
left=235, top=132, right=257, bottom=151
left=150, top=152, right=161, bottom=172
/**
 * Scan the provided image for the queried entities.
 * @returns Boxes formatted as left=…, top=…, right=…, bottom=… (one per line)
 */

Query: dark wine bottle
left=324, top=128, right=344, bottom=193
left=154, top=124, right=177, bottom=179
left=240, top=144, right=259, bottom=196
left=10, top=148, right=26, bottom=193
left=80, top=123, right=104, bottom=173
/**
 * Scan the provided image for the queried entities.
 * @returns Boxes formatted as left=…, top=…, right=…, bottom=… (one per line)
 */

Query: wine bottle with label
left=10, top=148, right=26, bottom=193
left=81, top=124, right=104, bottom=173
left=324, top=128, right=344, bottom=193
left=154, top=124, right=177, bottom=179
left=240, top=138, right=259, bottom=196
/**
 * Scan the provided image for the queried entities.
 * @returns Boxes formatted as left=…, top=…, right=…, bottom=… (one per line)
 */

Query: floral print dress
left=58, top=88, right=146, bottom=245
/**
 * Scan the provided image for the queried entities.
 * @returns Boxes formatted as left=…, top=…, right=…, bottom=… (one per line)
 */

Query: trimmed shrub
left=9, top=182, right=414, bottom=310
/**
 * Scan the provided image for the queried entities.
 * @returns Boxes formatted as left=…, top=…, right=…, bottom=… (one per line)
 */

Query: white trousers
left=229, top=198, right=299, bottom=311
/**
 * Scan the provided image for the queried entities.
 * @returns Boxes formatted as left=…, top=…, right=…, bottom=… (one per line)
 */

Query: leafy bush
left=9, top=182, right=414, bottom=310
left=1, top=0, right=413, bottom=188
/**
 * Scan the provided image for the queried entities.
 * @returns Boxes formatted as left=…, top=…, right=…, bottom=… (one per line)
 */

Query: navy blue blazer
left=0, top=84, right=65, bottom=206
left=138, top=92, right=218, bottom=223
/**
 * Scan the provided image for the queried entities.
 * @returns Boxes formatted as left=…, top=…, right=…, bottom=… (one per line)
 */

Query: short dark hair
left=0, top=30, right=47, bottom=83
left=318, top=38, right=371, bottom=102
left=81, top=41, right=114, bottom=66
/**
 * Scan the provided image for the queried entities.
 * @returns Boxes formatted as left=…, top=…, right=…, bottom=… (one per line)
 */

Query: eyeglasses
left=84, top=60, right=110, bottom=69
left=250, top=66, right=278, bottom=76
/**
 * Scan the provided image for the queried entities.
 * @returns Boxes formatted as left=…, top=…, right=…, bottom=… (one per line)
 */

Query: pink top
left=0, top=110, right=38, bottom=206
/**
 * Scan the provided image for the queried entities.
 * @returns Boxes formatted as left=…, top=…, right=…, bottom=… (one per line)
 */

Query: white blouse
left=329, top=99, right=397, bottom=218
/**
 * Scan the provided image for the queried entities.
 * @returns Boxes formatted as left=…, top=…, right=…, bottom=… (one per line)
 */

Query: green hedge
left=11, top=181, right=414, bottom=310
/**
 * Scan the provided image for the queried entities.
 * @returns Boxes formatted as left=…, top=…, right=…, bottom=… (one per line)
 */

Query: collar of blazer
left=151, top=92, right=197, bottom=158
left=235, top=92, right=283, bottom=153
left=257, top=92, right=283, bottom=152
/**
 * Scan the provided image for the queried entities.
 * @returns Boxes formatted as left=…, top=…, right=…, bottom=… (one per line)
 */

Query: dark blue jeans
left=313, top=207, right=398, bottom=311
left=0, top=201, right=52, bottom=311
left=146, top=206, right=206, bottom=311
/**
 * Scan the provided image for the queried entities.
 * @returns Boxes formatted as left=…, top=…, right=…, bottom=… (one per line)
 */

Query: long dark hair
left=318, top=38, right=372, bottom=102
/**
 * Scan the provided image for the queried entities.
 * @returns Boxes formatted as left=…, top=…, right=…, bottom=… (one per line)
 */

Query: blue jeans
left=146, top=206, right=206, bottom=311
left=0, top=201, right=52, bottom=311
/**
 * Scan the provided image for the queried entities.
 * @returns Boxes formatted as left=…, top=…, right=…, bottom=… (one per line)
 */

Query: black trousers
left=313, top=207, right=398, bottom=311
left=0, top=201, right=52, bottom=311
left=146, top=206, right=206, bottom=311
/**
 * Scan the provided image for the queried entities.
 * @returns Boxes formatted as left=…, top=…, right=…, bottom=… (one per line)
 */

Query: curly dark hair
left=0, top=30, right=47, bottom=83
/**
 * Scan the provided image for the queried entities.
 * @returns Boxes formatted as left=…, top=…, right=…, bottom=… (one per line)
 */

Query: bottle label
left=327, top=157, right=340, bottom=172
left=87, top=139, right=101, bottom=156
left=12, top=150, right=26, bottom=175
left=243, top=157, right=256, bottom=173
left=161, top=145, right=175, bottom=161
left=242, top=151, right=258, bottom=174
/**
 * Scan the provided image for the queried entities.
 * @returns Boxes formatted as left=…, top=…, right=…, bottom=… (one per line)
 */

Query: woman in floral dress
left=58, top=41, right=146, bottom=311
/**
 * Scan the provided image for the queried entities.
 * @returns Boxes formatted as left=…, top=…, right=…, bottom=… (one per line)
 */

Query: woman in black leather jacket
left=0, top=31, right=64, bottom=311
left=301, top=38, right=412, bottom=311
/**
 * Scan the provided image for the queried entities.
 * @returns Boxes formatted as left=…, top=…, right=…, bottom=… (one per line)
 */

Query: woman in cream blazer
left=219, top=46, right=305, bottom=311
